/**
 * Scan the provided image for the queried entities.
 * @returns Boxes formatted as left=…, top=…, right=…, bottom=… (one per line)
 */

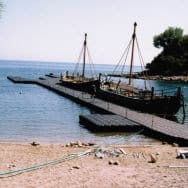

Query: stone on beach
left=149, top=154, right=158, bottom=163
left=172, top=143, right=179, bottom=147
left=72, top=165, right=80, bottom=169
left=113, top=161, right=120, bottom=165
left=95, top=152, right=105, bottom=159
left=65, top=141, right=96, bottom=148
left=108, top=160, right=114, bottom=165
left=108, top=160, right=120, bottom=165
left=30, top=141, right=40, bottom=146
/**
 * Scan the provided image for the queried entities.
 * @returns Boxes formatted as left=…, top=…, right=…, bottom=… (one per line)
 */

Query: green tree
left=0, top=1, right=3, bottom=17
left=154, top=27, right=183, bottom=48
left=146, top=27, right=188, bottom=75
left=182, top=35, right=188, bottom=52
left=153, top=27, right=183, bottom=56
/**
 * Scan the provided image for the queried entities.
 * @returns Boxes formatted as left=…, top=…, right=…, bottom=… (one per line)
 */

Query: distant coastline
left=108, top=73, right=188, bottom=83
left=139, top=75, right=188, bottom=83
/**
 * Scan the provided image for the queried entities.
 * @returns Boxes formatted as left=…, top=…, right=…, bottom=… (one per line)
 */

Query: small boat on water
left=59, top=33, right=100, bottom=93
left=96, top=23, right=184, bottom=116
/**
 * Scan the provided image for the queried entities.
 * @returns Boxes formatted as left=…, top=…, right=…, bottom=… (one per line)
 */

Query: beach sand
left=0, top=142, right=187, bottom=188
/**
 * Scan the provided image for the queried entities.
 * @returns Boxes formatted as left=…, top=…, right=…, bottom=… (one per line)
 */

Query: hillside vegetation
left=146, top=27, right=188, bottom=76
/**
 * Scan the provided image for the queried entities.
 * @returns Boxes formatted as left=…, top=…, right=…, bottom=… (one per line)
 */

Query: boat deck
left=7, top=75, right=188, bottom=146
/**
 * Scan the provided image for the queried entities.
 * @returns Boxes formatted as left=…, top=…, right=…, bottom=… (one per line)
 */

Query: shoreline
left=0, top=142, right=188, bottom=187
left=0, top=138, right=161, bottom=146
left=110, top=74, right=188, bottom=83
left=139, top=75, right=188, bottom=83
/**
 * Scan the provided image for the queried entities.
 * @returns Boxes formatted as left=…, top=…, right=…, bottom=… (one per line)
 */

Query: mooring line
left=0, top=148, right=95, bottom=178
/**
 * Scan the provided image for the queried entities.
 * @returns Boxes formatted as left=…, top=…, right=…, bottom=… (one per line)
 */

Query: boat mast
left=82, top=33, right=87, bottom=78
left=128, top=22, right=137, bottom=85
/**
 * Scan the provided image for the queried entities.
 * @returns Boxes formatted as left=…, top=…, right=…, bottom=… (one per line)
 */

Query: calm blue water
left=0, top=60, right=187, bottom=143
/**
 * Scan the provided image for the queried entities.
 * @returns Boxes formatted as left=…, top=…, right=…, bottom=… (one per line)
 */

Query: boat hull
left=59, top=79, right=100, bottom=94
left=96, top=89, right=182, bottom=116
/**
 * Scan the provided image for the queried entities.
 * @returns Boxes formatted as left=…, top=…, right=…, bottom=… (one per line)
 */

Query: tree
left=182, top=35, right=188, bottom=52
left=154, top=27, right=183, bottom=48
left=0, top=1, right=3, bottom=17
left=153, top=27, right=183, bottom=56
left=146, top=27, right=188, bottom=75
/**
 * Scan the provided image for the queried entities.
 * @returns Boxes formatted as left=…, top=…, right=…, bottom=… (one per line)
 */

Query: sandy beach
left=0, top=142, right=187, bottom=188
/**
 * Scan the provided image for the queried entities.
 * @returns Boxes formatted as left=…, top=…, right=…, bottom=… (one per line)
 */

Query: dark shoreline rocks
left=139, top=75, right=188, bottom=83
left=108, top=73, right=188, bottom=83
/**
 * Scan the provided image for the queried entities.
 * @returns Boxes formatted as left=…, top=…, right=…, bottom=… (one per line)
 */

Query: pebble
left=65, top=141, right=96, bottom=147
left=108, top=160, right=114, bottom=165
left=172, top=143, right=179, bottom=147
left=95, top=152, right=104, bottom=159
left=30, top=141, right=40, bottom=146
left=72, top=165, right=80, bottom=169
left=82, top=143, right=89, bottom=146
left=108, top=160, right=120, bottom=165
left=77, top=141, right=82, bottom=147
left=7, top=164, right=16, bottom=168
left=119, top=148, right=127, bottom=155
left=156, top=152, right=160, bottom=156
left=149, top=154, right=157, bottom=163
left=88, top=142, right=96, bottom=146
left=70, top=142, right=75, bottom=147
left=113, top=161, right=120, bottom=165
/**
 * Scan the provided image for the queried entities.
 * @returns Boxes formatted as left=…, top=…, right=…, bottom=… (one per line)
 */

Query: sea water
left=0, top=60, right=187, bottom=144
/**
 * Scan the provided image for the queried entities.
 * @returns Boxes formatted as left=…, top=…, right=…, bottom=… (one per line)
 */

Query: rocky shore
left=139, top=75, right=188, bottom=83
left=108, top=73, right=188, bottom=83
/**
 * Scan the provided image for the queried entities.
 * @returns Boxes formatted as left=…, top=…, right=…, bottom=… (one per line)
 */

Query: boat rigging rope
left=72, top=39, right=97, bottom=79
left=135, top=37, right=151, bottom=90
left=111, top=39, right=132, bottom=78
left=86, top=46, right=97, bottom=79
left=73, top=45, right=84, bottom=76
left=120, top=40, right=132, bottom=75
left=108, top=24, right=152, bottom=92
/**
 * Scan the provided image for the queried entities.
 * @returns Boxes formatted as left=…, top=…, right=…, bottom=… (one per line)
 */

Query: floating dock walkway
left=7, top=75, right=188, bottom=146
left=79, top=114, right=141, bottom=131
left=7, top=76, right=36, bottom=84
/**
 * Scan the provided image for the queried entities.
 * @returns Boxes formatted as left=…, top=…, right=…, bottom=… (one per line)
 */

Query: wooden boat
left=59, top=33, right=100, bottom=93
left=96, top=23, right=184, bottom=116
